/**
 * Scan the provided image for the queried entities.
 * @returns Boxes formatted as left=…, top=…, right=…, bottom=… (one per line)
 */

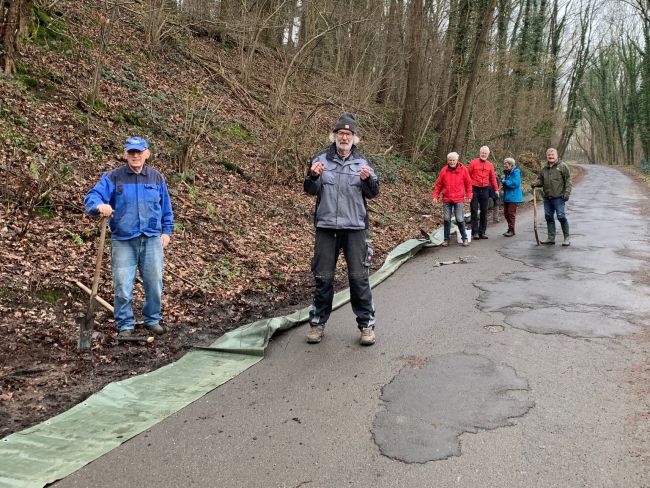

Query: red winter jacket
left=468, top=158, right=499, bottom=189
left=432, top=164, right=473, bottom=203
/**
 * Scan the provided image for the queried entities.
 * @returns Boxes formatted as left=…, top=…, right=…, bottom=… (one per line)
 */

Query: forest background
left=1, top=0, right=649, bottom=437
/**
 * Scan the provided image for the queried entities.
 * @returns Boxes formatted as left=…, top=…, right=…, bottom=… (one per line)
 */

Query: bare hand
left=97, top=204, right=113, bottom=217
left=310, top=161, right=325, bottom=176
left=359, top=165, right=371, bottom=180
left=161, top=234, right=170, bottom=248
left=433, top=197, right=440, bottom=203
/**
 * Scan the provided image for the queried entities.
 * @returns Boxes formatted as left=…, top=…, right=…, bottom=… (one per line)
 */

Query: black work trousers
left=309, top=228, right=375, bottom=330
left=470, top=186, right=490, bottom=236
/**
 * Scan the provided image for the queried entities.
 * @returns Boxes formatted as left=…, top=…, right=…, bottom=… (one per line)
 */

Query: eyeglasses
left=126, top=150, right=144, bottom=156
left=336, top=131, right=353, bottom=139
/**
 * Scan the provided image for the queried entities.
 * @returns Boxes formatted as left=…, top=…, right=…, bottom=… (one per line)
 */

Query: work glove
left=563, top=195, right=569, bottom=202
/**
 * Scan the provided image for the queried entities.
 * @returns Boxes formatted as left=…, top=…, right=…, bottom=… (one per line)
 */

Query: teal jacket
left=502, top=166, right=523, bottom=203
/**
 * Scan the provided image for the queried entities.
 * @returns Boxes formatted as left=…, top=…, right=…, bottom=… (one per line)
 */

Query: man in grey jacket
left=304, top=113, right=380, bottom=346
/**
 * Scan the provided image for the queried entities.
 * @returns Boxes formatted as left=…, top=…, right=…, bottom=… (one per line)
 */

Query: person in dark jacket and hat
left=303, top=113, right=380, bottom=346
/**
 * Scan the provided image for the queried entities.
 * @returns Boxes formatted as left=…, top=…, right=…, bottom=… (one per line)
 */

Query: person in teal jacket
left=84, top=137, right=174, bottom=337
left=500, top=157, right=523, bottom=237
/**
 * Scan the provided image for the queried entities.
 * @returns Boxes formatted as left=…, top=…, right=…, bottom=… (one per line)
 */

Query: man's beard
left=336, top=141, right=352, bottom=154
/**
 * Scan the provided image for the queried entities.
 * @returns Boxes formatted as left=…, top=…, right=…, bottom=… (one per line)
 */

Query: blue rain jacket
left=501, top=166, right=523, bottom=203
left=84, top=165, right=174, bottom=240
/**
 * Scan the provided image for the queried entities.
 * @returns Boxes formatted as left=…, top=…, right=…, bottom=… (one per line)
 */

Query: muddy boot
left=360, top=327, right=376, bottom=346
left=306, top=325, right=324, bottom=344
left=542, top=222, right=556, bottom=245
left=561, top=220, right=570, bottom=246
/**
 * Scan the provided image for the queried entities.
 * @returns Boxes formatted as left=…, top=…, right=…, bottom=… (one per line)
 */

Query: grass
left=36, top=287, right=67, bottom=304
left=227, top=122, right=255, bottom=142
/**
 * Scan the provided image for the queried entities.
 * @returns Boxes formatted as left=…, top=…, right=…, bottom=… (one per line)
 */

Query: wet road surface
left=57, top=165, right=649, bottom=488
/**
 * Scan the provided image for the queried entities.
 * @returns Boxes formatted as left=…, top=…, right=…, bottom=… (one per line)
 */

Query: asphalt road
left=57, top=165, right=649, bottom=488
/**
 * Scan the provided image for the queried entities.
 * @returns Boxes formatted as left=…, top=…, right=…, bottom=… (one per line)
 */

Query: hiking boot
left=441, top=240, right=449, bottom=247
left=472, top=233, right=479, bottom=240
left=562, top=236, right=571, bottom=246
left=503, top=230, right=514, bottom=237
left=144, top=323, right=165, bottom=335
left=462, top=239, right=470, bottom=247
left=118, top=329, right=133, bottom=338
left=306, top=325, right=324, bottom=344
left=479, top=234, right=488, bottom=239
left=360, top=327, right=375, bottom=346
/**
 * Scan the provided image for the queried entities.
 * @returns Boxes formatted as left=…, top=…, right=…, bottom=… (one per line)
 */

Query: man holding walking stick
left=532, top=148, right=572, bottom=246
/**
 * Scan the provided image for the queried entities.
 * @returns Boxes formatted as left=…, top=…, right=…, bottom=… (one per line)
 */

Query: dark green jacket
left=534, top=161, right=572, bottom=200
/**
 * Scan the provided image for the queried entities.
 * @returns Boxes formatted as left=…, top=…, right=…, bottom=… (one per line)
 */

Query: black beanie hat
left=333, top=112, right=357, bottom=134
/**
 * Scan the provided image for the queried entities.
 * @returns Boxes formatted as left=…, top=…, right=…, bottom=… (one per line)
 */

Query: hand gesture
left=310, top=161, right=325, bottom=176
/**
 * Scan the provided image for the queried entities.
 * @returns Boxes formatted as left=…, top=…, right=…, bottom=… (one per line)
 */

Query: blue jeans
left=111, top=236, right=164, bottom=332
left=443, top=202, right=467, bottom=241
left=543, top=197, right=568, bottom=225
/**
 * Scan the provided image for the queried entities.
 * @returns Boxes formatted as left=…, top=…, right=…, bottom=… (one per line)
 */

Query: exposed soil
left=3, top=1, right=640, bottom=445
left=0, top=0, right=444, bottom=437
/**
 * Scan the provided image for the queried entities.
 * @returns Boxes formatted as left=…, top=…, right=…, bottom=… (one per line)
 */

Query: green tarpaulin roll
left=0, top=227, right=448, bottom=488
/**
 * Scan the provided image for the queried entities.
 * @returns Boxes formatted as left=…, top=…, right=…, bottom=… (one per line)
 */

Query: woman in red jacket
left=433, top=152, right=473, bottom=247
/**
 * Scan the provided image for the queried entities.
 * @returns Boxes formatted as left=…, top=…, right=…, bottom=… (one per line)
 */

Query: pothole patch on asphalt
left=484, top=325, right=504, bottom=333
left=477, top=270, right=648, bottom=338
left=372, top=353, right=533, bottom=463
left=505, top=307, right=640, bottom=337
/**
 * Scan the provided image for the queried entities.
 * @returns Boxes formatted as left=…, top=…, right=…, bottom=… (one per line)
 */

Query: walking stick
left=532, top=189, right=540, bottom=246
left=78, top=217, right=108, bottom=350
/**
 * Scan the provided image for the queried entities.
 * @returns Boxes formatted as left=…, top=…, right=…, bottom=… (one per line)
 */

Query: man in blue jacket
left=84, top=137, right=174, bottom=337
left=304, top=113, right=380, bottom=346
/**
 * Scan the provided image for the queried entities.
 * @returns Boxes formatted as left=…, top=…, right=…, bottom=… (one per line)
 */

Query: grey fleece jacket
left=304, top=144, right=379, bottom=230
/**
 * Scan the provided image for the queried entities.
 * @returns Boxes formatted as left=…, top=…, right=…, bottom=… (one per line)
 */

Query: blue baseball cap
left=124, top=136, right=148, bottom=152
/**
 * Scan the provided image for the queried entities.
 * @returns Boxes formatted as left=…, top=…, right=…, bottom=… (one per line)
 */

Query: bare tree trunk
left=89, top=2, right=117, bottom=109
left=450, top=0, right=497, bottom=155
left=546, top=0, right=565, bottom=120
left=376, top=0, right=399, bottom=105
left=400, top=0, right=424, bottom=159
left=0, top=0, right=31, bottom=74
left=495, top=0, right=512, bottom=108
left=557, top=0, right=593, bottom=157
left=433, top=0, right=470, bottom=164
left=507, top=0, right=533, bottom=129
left=259, top=0, right=284, bottom=48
